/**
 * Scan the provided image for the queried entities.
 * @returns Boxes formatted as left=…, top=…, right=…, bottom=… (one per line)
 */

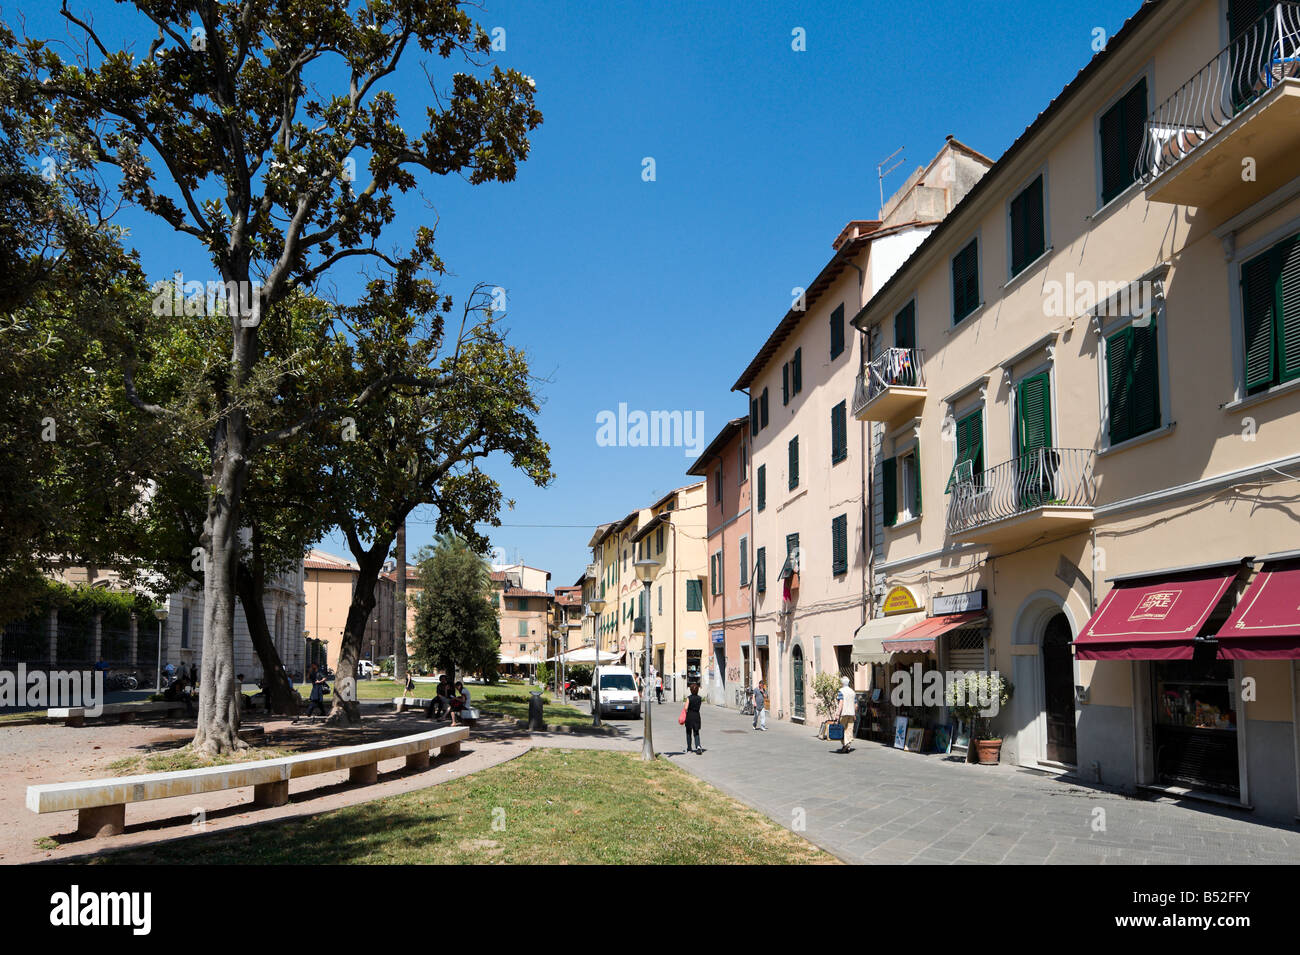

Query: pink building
left=687, top=417, right=752, bottom=708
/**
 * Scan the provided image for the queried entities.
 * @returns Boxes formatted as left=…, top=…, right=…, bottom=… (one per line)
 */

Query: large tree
left=411, top=533, right=500, bottom=685
left=10, top=1, right=541, bottom=752
left=322, top=283, right=551, bottom=725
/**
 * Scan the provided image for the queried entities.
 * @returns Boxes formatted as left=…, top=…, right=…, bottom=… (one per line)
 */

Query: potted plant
left=945, top=671, right=1014, bottom=764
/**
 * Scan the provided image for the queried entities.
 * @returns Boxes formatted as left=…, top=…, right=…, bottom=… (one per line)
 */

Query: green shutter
left=1130, top=319, right=1162, bottom=437
left=782, top=363, right=789, bottom=405
left=1017, top=372, right=1052, bottom=456
left=757, top=464, right=766, bottom=511
left=686, top=579, right=703, bottom=612
left=760, top=388, right=769, bottom=428
left=756, top=547, right=766, bottom=593
left=952, top=239, right=980, bottom=323
left=1279, top=237, right=1300, bottom=383
left=1106, top=326, right=1134, bottom=444
left=792, top=347, right=802, bottom=394
left=832, top=514, right=847, bottom=576
left=751, top=399, right=759, bottom=437
left=1010, top=176, right=1045, bottom=275
left=830, top=304, right=845, bottom=359
left=831, top=401, right=847, bottom=463
left=912, top=449, right=922, bottom=518
left=1242, top=251, right=1277, bottom=390
left=788, top=436, right=799, bottom=490
left=945, top=410, right=983, bottom=492
left=882, top=456, right=897, bottom=527
left=1100, top=78, right=1147, bottom=205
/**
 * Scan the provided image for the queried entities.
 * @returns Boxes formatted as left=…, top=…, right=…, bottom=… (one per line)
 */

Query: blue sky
left=19, top=0, right=1143, bottom=587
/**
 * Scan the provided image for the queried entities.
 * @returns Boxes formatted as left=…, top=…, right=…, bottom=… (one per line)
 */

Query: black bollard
left=527, top=690, right=546, bottom=731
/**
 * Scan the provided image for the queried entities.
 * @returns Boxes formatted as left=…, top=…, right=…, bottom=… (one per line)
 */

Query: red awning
left=1074, top=567, right=1239, bottom=661
left=881, top=611, right=986, bottom=654
left=1215, top=560, right=1300, bottom=659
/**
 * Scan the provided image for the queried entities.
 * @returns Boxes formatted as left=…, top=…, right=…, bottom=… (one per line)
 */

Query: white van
left=592, top=666, right=641, bottom=719
left=357, top=660, right=376, bottom=678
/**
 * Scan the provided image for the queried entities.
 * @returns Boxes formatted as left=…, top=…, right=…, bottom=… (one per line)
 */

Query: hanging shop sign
left=931, top=589, right=987, bottom=616
left=754, top=634, right=769, bottom=648
left=882, top=586, right=921, bottom=616
left=712, top=629, right=725, bottom=645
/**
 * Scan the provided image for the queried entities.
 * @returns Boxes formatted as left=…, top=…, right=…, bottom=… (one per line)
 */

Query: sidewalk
left=663, top=703, right=1300, bottom=864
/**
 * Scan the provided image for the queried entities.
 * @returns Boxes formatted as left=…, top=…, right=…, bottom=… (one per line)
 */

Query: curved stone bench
left=26, top=725, right=468, bottom=837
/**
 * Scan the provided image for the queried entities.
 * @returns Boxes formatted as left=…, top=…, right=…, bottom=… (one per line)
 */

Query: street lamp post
left=152, top=607, right=168, bottom=691
left=302, top=630, right=311, bottom=684
left=585, top=598, right=605, bottom=727
left=634, top=553, right=660, bottom=761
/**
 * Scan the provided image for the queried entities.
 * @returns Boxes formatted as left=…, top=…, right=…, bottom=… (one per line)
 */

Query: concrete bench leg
left=119, top=712, right=135, bottom=723
left=349, top=762, right=378, bottom=784
left=440, top=741, right=461, bottom=757
left=78, top=804, right=125, bottom=837
left=66, top=715, right=85, bottom=728
left=394, top=699, right=406, bottom=713
left=405, top=750, right=430, bottom=770
left=253, top=780, right=290, bottom=807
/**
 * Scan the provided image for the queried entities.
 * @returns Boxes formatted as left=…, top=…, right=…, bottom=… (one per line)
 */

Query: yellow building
left=850, top=0, right=1300, bottom=821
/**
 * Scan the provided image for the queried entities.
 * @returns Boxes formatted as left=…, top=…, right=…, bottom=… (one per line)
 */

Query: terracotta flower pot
left=975, top=738, right=1003, bottom=765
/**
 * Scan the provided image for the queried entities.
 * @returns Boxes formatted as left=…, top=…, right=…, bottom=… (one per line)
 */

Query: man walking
left=832, top=676, right=856, bottom=753
left=753, top=680, right=767, bottom=731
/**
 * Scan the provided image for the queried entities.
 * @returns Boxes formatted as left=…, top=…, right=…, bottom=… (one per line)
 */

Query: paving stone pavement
left=660, top=703, right=1300, bottom=865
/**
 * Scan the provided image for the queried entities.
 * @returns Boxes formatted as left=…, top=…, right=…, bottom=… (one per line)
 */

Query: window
left=710, top=551, right=723, bottom=596
left=946, top=408, right=985, bottom=491
left=757, top=464, right=766, bottom=511
left=739, top=536, right=749, bottom=586
left=714, top=465, right=723, bottom=503
left=491, top=592, right=500, bottom=608
left=831, top=514, right=848, bottom=576
left=830, top=303, right=845, bottom=359
left=788, top=435, right=799, bottom=490
left=786, top=532, right=800, bottom=567
left=181, top=606, right=191, bottom=649
left=1241, top=234, right=1300, bottom=394
left=658, top=585, right=663, bottom=615
left=895, top=301, right=916, bottom=349
left=686, top=579, right=703, bottom=612
left=830, top=400, right=847, bottom=464
left=519, top=642, right=526, bottom=652
left=1098, top=76, right=1147, bottom=205
left=760, top=388, right=769, bottom=428
left=751, top=397, right=759, bottom=436
left=883, top=448, right=921, bottom=525
left=1105, top=317, right=1161, bottom=444
left=518, top=620, right=528, bottom=637
left=1009, top=175, right=1046, bottom=277
left=756, top=547, right=767, bottom=593
left=656, top=526, right=664, bottom=553
left=738, top=440, right=747, bottom=484
left=951, top=238, right=980, bottom=323
left=782, top=349, right=803, bottom=405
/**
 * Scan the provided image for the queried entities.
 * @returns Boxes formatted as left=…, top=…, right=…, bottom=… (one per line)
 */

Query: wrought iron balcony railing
left=852, top=347, right=925, bottom=416
left=1138, top=2, right=1300, bottom=181
left=945, top=447, right=1096, bottom=537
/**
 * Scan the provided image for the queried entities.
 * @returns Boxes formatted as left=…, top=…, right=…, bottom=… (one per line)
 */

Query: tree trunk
left=395, top=519, right=408, bottom=681
left=193, top=426, right=248, bottom=754
left=326, top=549, right=386, bottom=727
left=235, top=564, right=300, bottom=715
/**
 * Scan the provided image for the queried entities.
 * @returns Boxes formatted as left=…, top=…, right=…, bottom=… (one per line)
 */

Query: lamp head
left=152, top=607, right=168, bottom=622
left=633, top=555, right=659, bottom=584
left=586, top=597, right=606, bottom=614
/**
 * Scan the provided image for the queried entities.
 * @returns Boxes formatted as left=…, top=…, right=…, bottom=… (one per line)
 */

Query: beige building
left=303, top=549, right=395, bottom=674
left=490, top=564, right=551, bottom=666
left=734, top=138, right=991, bottom=725
left=850, top=0, right=1300, bottom=821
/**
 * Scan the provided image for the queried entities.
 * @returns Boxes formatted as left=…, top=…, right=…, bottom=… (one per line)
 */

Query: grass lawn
left=108, top=745, right=293, bottom=776
left=88, top=748, right=832, bottom=864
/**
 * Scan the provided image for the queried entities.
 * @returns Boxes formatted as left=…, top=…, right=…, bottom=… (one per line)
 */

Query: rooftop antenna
left=877, top=146, right=906, bottom=217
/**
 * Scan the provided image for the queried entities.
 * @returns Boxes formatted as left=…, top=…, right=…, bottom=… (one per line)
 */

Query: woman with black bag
left=684, top=681, right=704, bottom=754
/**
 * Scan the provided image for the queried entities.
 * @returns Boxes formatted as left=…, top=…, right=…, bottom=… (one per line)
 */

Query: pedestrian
left=753, top=680, right=767, bottom=730
left=655, top=674, right=664, bottom=704
left=684, top=681, right=704, bottom=754
left=189, top=663, right=198, bottom=686
left=305, top=663, right=328, bottom=717
left=832, top=676, right=856, bottom=753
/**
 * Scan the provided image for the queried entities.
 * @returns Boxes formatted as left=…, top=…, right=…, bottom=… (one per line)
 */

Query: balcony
left=585, top=563, right=597, bottom=579
left=946, top=448, right=1096, bottom=546
left=852, top=348, right=926, bottom=424
left=1139, top=3, right=1300, bottom=211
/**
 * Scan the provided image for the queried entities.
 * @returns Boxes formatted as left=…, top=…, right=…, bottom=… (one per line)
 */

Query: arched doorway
left=1042, top=612, right=1076, bottom=764
left=791, top=645, right=805, bottom=720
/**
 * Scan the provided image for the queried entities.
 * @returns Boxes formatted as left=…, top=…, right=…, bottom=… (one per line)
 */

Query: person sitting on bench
left=425, top=675, right=450, bottom=720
